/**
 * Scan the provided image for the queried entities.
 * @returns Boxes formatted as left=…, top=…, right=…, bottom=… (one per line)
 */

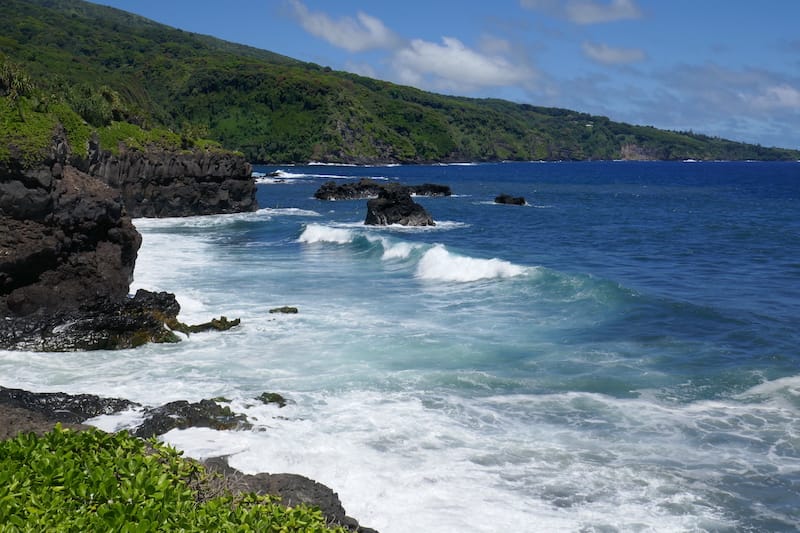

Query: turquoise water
left=2, top=161, right=799, bottom=531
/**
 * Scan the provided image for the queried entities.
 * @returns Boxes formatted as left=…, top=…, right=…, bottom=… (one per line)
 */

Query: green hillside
left=2, top=0, right=798, bottom=163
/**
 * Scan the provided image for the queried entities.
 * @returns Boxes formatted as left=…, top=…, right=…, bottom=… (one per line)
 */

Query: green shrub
left=0, top=425, right=347, bottom=532
left=96, top=121, right=183, bottom=154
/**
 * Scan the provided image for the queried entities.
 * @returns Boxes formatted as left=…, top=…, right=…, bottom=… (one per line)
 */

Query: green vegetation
left=0, top=425, right=346, bottom=532
left=1, top=0, right=798, bottom=163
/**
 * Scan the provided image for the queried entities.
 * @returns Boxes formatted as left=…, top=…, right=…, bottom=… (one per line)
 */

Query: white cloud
left=289, top=0, right=400, bottom=52
left=567, top=0, right=642, bottom=24
left=479, top=35, right=513, bottom=55
left=521, top=0, right=642, bottom=24
left=582, top=42, right=645, bottom=65
left=751, top=84, right=800, bottom=110
left=392, top=37, right=536, bottom=92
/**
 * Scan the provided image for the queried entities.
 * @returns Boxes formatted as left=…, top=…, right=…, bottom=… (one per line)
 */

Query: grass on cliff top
left=0, top=97, right=92, bottom=166
left=0, top=425, right=347, bottom=532
left=1, top=94, right=236, bottom=167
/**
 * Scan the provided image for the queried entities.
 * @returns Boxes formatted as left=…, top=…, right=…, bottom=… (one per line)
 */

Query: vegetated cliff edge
left=87, top=140, right=256, bottom=217
left=0, top=113, right=256, bottom=349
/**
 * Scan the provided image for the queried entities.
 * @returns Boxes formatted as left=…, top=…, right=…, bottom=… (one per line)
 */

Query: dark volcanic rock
left=364, top=188, right=435, bottom=226
left=87, top=143, right=257, bottom=217
left=315, top=178, right=451, bottom=201
left=0, top=386, right=136, bottom=425
left=1, top=162, right=141, bottom=317
left=269, top=306, right=298, bottom=314
left=203, top=457, right=378, bottom=533
left=0, top=289, right=186, bottom=351
left=133, top=399, right=251, bottom=439
left=0, top=404, right=90, bottom=439
left=411, top=183, right=451, bottom=197
left=314, top=178, right=384, bottom=200
left=1, top=126, right=249, bottom=351
left=494, top=193, right=526, bottom=205
left=255, top=391, right=289, bottom=408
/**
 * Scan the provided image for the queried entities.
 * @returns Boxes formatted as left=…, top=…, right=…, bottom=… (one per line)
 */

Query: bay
left=2, top=161, right=799, bottom=532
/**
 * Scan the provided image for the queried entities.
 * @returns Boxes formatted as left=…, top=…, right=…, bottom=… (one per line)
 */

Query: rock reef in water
left=494, top=193, right=526, bottom=205
left=364, top=187, right=435, bottom=226
left=314, top=178, right=451, bottom=200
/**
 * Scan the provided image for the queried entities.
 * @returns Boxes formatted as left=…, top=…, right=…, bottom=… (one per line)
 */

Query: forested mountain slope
left=3, top=0, right=798, bottom=163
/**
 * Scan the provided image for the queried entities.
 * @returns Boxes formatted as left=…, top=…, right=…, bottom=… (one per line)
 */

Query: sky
left=89, top=0, right=800, bottom=150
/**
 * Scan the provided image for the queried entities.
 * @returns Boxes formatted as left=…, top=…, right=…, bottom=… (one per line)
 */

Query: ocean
left=2, top=161, right=799, bottom=532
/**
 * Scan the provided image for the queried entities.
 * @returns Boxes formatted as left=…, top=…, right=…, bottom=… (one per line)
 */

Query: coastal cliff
left=0, top=126, right=140, bottom=317
left=86, top=141, right=257, bottom=217
left=0, top=124, right=255, bottom=349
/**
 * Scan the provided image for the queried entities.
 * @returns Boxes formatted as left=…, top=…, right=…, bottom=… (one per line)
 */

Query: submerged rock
left=364, top=188, right=435, bottom=226
left=494, top=193, right=526, bottom=205
left=269, top=306, right=298, bottom=314
left=133, top=399, right=251, bottom=439
left=166, top=315, right=241, bottom=335
left=256, top=392, right=290, bottom=408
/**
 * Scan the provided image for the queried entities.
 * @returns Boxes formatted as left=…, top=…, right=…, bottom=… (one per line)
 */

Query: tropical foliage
left=0, top=425, right=346, bottom=532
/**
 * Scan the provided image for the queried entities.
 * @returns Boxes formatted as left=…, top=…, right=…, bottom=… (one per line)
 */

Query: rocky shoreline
left=0, top=386, right=376, bottom=532
left=1, top=122, right=377, bottom=530
left=0, top=126, right=255, bottom=349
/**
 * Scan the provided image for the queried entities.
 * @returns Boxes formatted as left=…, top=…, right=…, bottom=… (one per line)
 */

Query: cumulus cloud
left=751, top=84, right=800, bottom=110
left=392, top=37, right=536, bottom=92
left=582, top=42, right=645, bottom=64
left=521, top=0, right=642, bottom=24
left=288, top=0, right=400, bottom=52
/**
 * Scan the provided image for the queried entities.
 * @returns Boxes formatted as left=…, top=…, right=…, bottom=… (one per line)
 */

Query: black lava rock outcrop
left=1, top=125, right=249, bottom=351
left=494, top=193, right=526, bottom=205
left=133, top=399, right=251, bottom=439
left=87, top=142, right=257, bottom=217
left=203, top=458, right=377, bottom=533
left=0, top=289, right=183, bottom=351
left=1, top=131, right=141, bottom=317
left=0, top=386, right=135, bottom=425
left=315, top=178, right=451, bottom=200
left=364, top=187, right=435, bottom=226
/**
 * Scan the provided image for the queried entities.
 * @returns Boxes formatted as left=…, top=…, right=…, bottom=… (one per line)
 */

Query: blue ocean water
left=2, top=161, right=799, bottom=532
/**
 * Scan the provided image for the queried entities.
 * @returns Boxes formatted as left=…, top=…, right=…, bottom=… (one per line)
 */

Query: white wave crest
left=262, top=207, right=321, bottom=217
left=133, top=209, right=273, bottom=230
left=415, top=244, right=526, bottom=282
left=739, top=375, right=800, bottom=402
left=375, top=238, right=422, bottom=260
left=298, top=223, right=355, bottom=244
left=256, top=169, right=353, bottom=181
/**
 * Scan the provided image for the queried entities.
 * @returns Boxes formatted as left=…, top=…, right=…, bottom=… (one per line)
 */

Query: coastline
left=0, top=386, right=377, bottom=533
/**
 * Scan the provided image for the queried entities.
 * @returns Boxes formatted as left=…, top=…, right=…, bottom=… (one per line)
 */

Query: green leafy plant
left=0, top=425, right=347, bottom=532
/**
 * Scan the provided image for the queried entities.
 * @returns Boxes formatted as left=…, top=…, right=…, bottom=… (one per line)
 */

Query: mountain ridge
left=2, top=0, right=798, bottom=164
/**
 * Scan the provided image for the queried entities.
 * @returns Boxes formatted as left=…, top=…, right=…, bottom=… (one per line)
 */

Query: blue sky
left=90, top=0, right=800, bottom=149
